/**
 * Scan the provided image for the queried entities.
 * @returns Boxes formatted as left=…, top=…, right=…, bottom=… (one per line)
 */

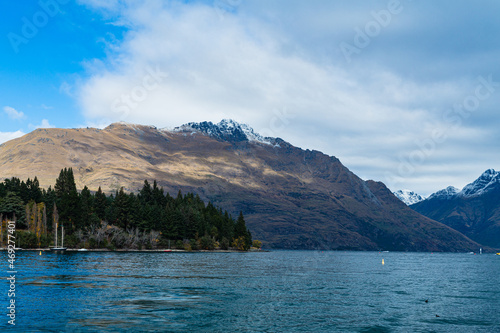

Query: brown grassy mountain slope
left=0, top=121, right=480, bottom=251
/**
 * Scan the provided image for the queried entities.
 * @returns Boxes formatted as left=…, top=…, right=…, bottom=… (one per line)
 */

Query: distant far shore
left=0, top=248, right=266, bottom=253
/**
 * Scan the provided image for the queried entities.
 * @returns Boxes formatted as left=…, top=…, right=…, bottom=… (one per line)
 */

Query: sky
left=1, top=0, right=500, bottom=196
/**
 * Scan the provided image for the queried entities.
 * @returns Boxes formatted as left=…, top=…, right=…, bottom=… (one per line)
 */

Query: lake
left=2, top=250, right=500, bottom=332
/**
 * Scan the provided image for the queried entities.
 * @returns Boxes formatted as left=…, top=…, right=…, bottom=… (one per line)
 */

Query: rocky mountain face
left=0, top=120, right=480, bottom=251
left=393, top=189, right=425, bottom=205
left=173, top=119, right=276, bottom=146
left=411, top=170, right=500, bottom=249
left=459, top=169, right=500, bottom=197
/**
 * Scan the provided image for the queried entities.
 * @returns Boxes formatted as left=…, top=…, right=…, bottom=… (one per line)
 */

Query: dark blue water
left=2, top=251, right=500, bottom=332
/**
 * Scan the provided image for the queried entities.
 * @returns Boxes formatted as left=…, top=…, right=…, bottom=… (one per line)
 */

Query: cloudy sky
left=1, top=0, right=499, bottom=196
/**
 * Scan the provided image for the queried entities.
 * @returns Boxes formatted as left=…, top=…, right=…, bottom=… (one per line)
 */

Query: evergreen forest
left=0, top=168, right=254, bottom=251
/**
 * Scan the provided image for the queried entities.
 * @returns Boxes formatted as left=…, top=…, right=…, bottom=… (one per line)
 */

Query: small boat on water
left=50, top=223, right=67, bottom=253
left=496, top=253, right=500, bottom=256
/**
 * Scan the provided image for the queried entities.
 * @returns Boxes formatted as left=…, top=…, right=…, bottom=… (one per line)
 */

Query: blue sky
left=1, top=0, right=500, bottom=196
left=0, top=0, right=126, bottom=132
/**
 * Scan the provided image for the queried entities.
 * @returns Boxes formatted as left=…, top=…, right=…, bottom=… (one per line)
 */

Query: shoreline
left=0, top=248, right=266, bottom=253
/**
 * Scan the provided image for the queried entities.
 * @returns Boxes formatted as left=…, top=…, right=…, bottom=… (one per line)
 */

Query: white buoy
left=382, top=259, right=385, bottom=265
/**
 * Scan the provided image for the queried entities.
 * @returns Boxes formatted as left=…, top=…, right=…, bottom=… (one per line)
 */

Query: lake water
left=2, top=250, right=500, bottom=332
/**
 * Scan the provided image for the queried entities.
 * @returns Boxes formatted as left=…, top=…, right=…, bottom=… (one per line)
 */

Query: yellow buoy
left=382, top=259, right=385, bottom=265
left=39, top=251, right=42, bottom=255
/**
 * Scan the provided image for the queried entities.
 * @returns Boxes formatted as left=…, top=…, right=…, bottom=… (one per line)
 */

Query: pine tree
left=54, top=168, right=80, bottom=231
left=94, top=187, right=107, bottom=220
left=113, top=187, right=130, bottom=230
left=140, top=180, right=152, bottom=204
left=79, top=186, right=92, bottom=229
left=234, top=211, right=251, bottom=250
left=0, top=192, right=26, bottom=226
left=152, top=180, right=166, bottom=206
left=234, top=211, right=246, bottom=238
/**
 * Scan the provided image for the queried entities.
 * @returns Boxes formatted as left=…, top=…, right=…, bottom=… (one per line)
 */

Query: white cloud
left=3, top=106, right=26, bottom=120
left=0, top=130, right=25, bottom=144
left=78, top=2, right=437, bottom=133
left=76, top=0, right=500, bottom=195
left=29, top=119, right=55, bottom=130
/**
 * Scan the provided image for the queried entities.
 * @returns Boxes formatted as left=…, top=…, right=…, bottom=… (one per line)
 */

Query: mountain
left=427, top=186, right=460, bottom=200
left=0, top=120, right=480, bottom=251
left=411, top=169, right=500, bottom=249
left=459, top=169, right=500, bottom=197
left=393, top=189, right=425, bottom=205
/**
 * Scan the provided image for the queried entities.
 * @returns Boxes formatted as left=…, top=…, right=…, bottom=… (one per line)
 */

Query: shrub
left=189, top=238, right=199, bottom=251
left=200, top=235, right=215, bottom=250
left=232, top=236, right=249, bottom=251
left=17, top=231, right=38, bottom=248
left=64, top=234, right=80, bottom=249
left=252, top=240, right=262, bottom=249
left=220, top=237, right=230, bottom=250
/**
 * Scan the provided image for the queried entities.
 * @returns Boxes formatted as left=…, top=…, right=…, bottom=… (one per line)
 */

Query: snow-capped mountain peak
left=459, top=169, right=500, bottom=197
left=170, top=119, right=276, bottom=146
left=427, top=186, right=460, bottom=200
left=393, top=189, right=425, bottom=205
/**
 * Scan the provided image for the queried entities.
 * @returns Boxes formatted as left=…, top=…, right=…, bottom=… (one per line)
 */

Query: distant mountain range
left=411, top=169, right=500, bottom=248
left=0, top=120, right=481, bottom=251
left=393, top=189, right=425, bottom=205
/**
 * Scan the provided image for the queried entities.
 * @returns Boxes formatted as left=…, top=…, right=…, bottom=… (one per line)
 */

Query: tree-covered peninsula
left=0, top=168, right=253, bottom=251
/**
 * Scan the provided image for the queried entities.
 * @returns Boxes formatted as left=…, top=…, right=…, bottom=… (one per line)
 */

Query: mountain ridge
left=172, top=119, right=278, bottom=146
left=459, top=169, right=500, bottom=198
left=0, top=121, right=482, bottom=251
left=428, top=186, right=460, bottom=200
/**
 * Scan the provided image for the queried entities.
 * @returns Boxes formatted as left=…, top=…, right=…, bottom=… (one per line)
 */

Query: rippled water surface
left=2, top=251, right=500, bottom=332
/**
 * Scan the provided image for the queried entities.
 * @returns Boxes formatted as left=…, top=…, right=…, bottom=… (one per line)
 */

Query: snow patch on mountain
left=459, top=169, right=500, bottom=197
left=428, top=186, right=460, bottom=200
left=393, top=189, right=425, bottom=205
left=169, top=119, right=276, bottom=146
